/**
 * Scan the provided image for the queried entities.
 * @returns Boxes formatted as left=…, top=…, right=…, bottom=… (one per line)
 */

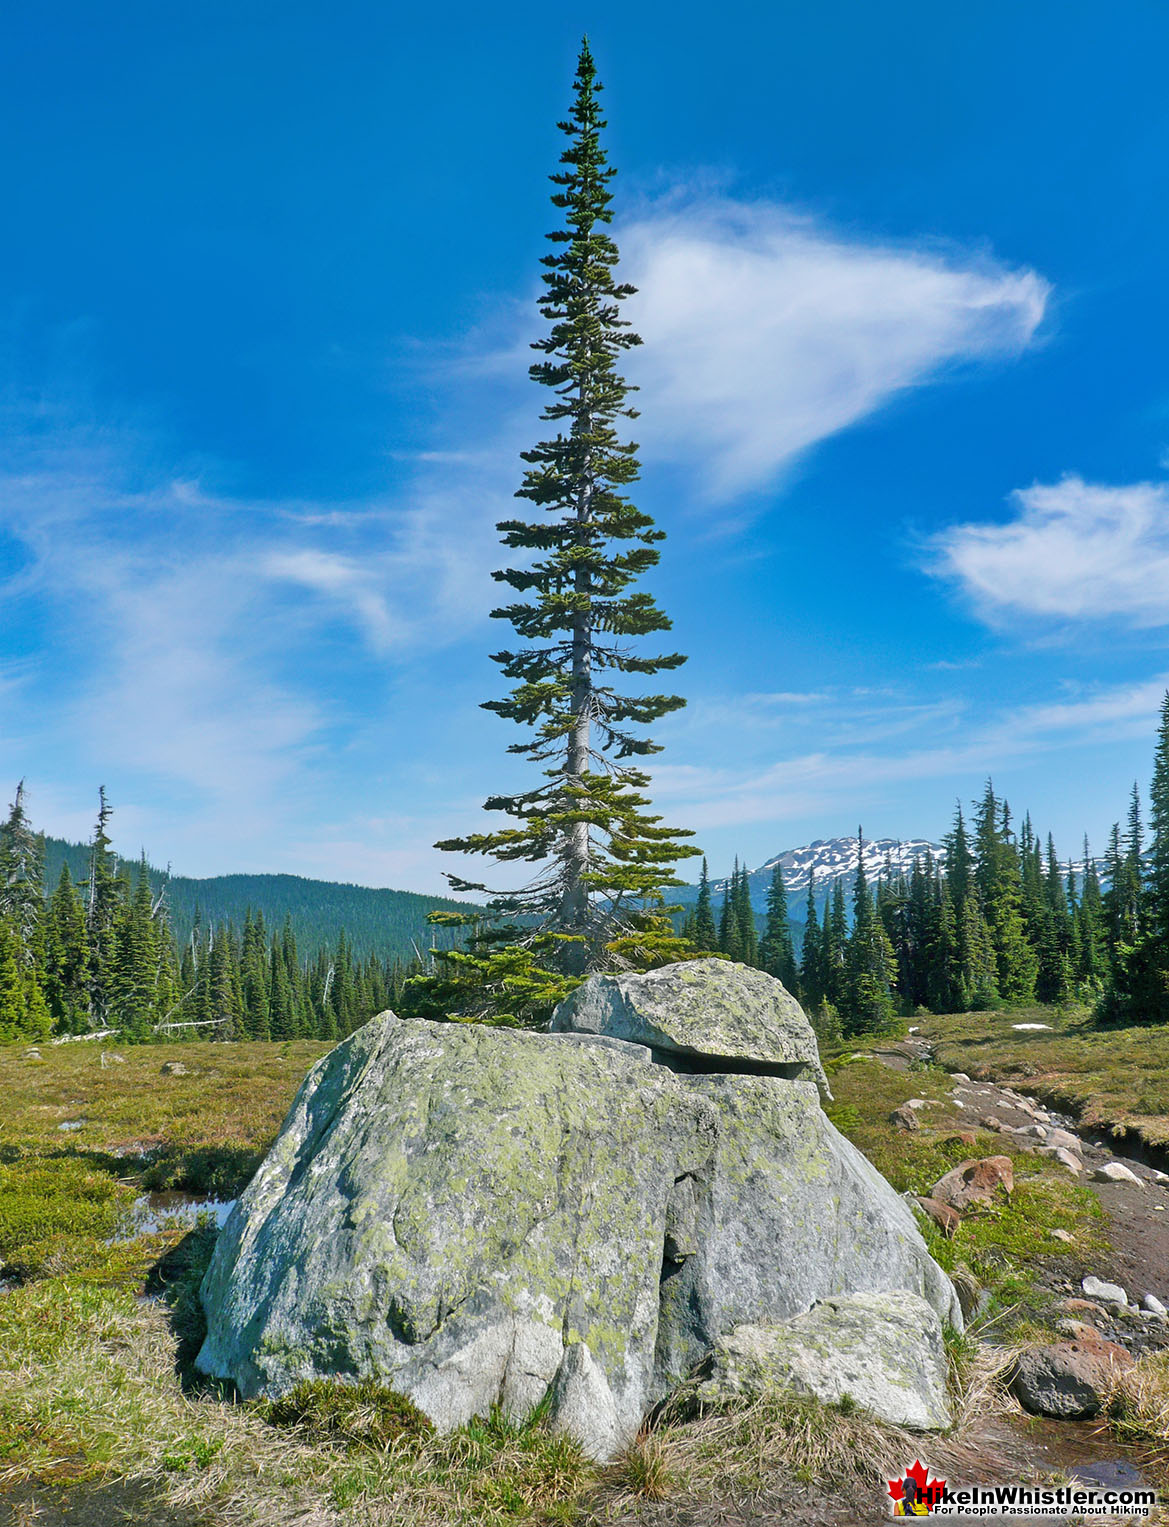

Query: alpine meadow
left=6, top=14, right=1169, bottom=1527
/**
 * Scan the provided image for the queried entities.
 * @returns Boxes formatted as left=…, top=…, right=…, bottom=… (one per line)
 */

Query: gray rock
left=950, top=1073, right=972, bottom=1085
left=198, top=1015, right=718, bottom=1457
left=199, top=966, right=958, bottom=1461
left=1011, top=1335, right=1133, bottom=1419
left=1142, top=1294, right=1167, bottom=1316
left=546, top=1341, right=620, bottom=1460
left=550, top=958, right=831, bottom=1097
left=1082, top=1276, right=1128, bottom=1307
left=1093, top=1162, right=1143, bottom=1187
left=696, top=1291, right=950, bottom=1430
left=1049, top=1228, right=1075, bottom=1244
left=1045, top=1128, right=1082, bottom=1154
left=1038, top=1146, right=1085, bottom=1175
left=160, top=1061, right=188, bottom=1076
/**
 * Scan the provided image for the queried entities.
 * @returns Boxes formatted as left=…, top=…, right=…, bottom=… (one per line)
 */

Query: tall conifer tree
left=433, top=41, right=696, bottom=982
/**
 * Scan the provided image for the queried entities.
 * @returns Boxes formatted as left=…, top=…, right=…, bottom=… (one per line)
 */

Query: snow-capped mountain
left=749, top=837, right=945, bottom=900
left=676, top=833, right=1107, bottom=921
left=693, top=837, right=946, bottom=917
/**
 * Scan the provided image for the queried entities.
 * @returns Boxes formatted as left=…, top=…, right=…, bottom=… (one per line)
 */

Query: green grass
left=923, top=1003, right=1169, bottom=1149
left=822, top=1044, right=1108, bottom=1325
left=0, top=1037, right=331, bottom=1189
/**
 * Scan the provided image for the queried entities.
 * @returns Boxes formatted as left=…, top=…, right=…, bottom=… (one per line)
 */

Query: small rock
left=931, top=1156, right=1014, bottom=1212
left=950, top=1267, right=982, bottom=1321
left=907, top=1026, right=920, bottom=1034
left=160, top=1061, right=188, bottom=1076
left=1039, top=1146, right=1085, bottom=1175
left=950, top=1072, right=972, bottom=1085
left=1093, top=1162, right=1143, bottom=1187
left=1018, top=1124, right=1050, bottom=1140
left=1142, top=1294, right=1167, bottom=1316
left=915, top=1196, right=960, bottom=1238
left=1082, top=1276, right=1128, bottom=1307
left=1062, top=1298, right=1107, bottom=1319
left=905, top=1098, right=933, bottom=1110
left=1152, top=1170, right=1169, bottom=1185
left=1049, top=1228, right=1075, bottom=1244
left=1045, top=1128, right=1082, bottom=1154
left=1012, top=1023, right=1052, bottom=1031
left=979, top=1115, right=1004, bottom=1131
left=1055, top=1319, right=1101, bottom=1341
left=890, top=1104, right=920, bottom=1132
left=1011, top=1334, right=1133, bottom=1419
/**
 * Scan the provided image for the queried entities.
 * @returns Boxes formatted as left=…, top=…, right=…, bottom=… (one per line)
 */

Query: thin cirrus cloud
left=930, top=474, right=1169, bottom=627
left=650, top=675, right=1169, bottom=834
left=620, top=197, right=1050, bottom=497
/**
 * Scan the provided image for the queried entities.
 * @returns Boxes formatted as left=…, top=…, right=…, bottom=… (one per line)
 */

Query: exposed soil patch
left=0, top=1477, right=210, bottom=1527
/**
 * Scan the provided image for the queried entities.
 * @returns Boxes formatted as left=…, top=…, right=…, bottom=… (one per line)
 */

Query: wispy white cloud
left=0, top=193, right=1052, bottom=884
left=930, top=475, right=1169, bottom=627
left=653, top=675, right=1168, bottom=833
left=620, top=197, right=1048, bottom=497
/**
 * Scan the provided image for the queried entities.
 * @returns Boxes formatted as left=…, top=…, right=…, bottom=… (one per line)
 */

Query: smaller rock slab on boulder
left=696, top=1290, right=950, bottom=1431
left=931, top=1156, right=1013, bottom=1212
left=550, top=958, right=830, bottom=1097
left=1011, top=1331, right=1133, bottom=1419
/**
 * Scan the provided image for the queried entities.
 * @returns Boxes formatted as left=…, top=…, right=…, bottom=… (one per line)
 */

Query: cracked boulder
left=197, top=962, right=958, bottom=1460
left=550, top=957, right=832, bottom=1097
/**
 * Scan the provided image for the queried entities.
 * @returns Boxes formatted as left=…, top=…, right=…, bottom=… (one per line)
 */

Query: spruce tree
left=45, top=864, right=90, bottom=1031
left=692, top=858, right=719, bottom=950
left=428, top=41, right=697, bottom=1002
left=842, top=831, right=898, bottom=1035
left=759, top=862, right=798, bottom=991
left=1076, top=837, right=1106, bottom=987
left=1102, top=694, right=1169, bottom=1023
left=798, top=876, right=822, bottom=1008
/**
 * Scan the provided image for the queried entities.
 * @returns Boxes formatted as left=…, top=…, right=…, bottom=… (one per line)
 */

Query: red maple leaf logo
left=908, top=1461, right=934, bottom=1494
left=888, top=1460, right=947, bottom=1514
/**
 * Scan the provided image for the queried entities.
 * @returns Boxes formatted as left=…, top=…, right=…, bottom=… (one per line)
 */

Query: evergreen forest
left=0, top=787, right=448, bottom=1044
left=679, top=693, right=1169, bottom=1041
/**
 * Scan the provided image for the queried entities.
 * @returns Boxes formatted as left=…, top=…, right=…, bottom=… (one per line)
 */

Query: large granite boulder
left=197, top=963, right=959, bottom=1460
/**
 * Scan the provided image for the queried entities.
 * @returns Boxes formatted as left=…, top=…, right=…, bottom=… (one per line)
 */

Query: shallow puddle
left=113, top=1191, right=236, bottom=1240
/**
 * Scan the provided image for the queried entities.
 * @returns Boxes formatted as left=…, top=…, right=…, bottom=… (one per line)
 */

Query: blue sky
left=3, top=1, right=1169, bottom=891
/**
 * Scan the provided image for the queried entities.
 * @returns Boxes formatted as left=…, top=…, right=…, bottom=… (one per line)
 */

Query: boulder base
left=696, top=1291, right=951, bottom=1431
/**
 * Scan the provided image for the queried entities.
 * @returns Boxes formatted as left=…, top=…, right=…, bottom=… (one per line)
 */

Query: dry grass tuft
left=607, top=1432, right=681, bottom=1504
left=1106, top=1350, right=1169, bottom=1450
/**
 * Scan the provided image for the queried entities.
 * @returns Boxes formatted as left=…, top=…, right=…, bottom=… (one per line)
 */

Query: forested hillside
left=42, top=837, right=473, bottom=963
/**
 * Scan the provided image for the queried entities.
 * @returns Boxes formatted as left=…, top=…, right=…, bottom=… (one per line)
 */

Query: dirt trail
left=892, top=1034, right=1169, bottom=1323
